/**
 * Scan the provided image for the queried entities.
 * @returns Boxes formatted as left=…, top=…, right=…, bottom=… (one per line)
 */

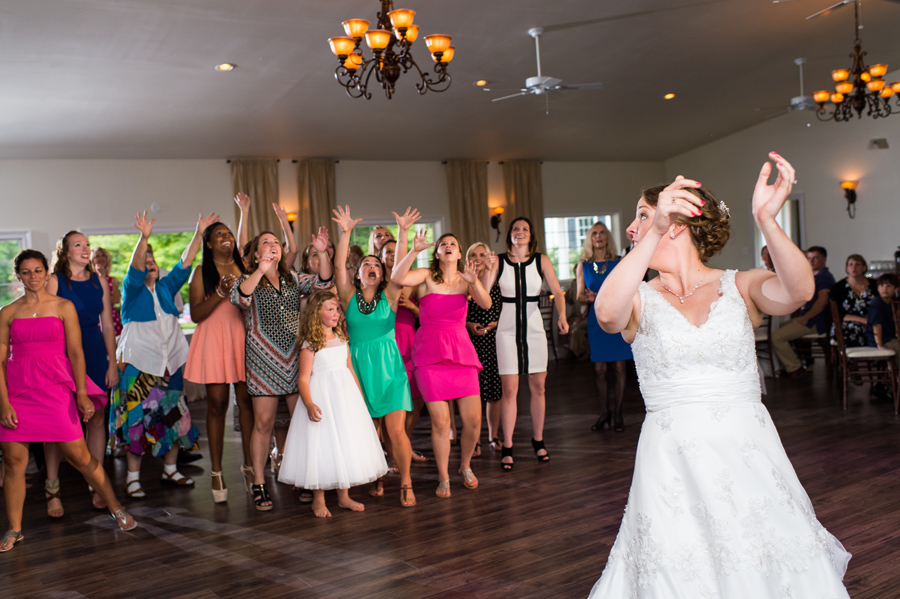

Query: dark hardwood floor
left=2, top=360, right=898, bottom=598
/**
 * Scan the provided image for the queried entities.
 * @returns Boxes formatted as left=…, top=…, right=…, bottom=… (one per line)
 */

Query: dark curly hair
left=642, top=184, right=731, bottom=262
left=354, top=254, right=388, bottom=293
left=247, top=231, right=294, bottom=288
left=200, top=223, right=245, bottom=297
left=505, top=216, right=539, bottom=256
left=429, top=233, right=464, bottom=285
left=15, top=249, right=49, bottom=274
left=51, top=230, right=99, bottom=289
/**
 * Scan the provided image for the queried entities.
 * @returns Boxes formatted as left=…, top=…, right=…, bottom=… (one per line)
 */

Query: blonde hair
left=298, top=290, right=348, bottom=352
left=465, top=241, right=489, bottom=262
left=579, top=222, right=618, bottom=262
left=367, top=227, right=395, bottom=256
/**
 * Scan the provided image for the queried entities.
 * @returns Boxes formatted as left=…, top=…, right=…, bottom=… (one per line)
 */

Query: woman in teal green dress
left=330, top=205, right=416, bottom=508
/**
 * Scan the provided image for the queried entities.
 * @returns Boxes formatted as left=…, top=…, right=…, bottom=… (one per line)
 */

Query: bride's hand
left=752, top=152, right=796, bottom=226
left=653, top=176, right=704, bottom=238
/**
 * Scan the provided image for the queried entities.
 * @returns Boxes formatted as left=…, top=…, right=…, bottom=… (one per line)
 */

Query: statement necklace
left=356, top=290, right=380, bottom=315
left=593, top=260, right=609, bottom=275
left=659, top=276, right=705, bottom=304
left=213, top=258, right=235, bottom=267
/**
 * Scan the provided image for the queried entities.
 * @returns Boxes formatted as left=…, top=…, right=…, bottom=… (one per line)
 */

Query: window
left=349, top=218, right=443, bottom=269
left=544, top=214, right=620, bottom=281
left=0, top=232, right=32, bottom=305
left=754, top=194, right=804, bottom=266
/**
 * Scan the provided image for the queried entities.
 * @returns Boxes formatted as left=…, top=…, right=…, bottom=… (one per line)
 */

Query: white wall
left=665, top=104, right=900, bottom=272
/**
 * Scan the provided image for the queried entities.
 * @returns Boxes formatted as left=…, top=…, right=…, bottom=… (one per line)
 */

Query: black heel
left=614, top=413, right=625, bottom=433
left=251, top=483, right=273, bottom=511
left=531, top=438, right=550, bottom=462
left=591, top=412, right=612, bottom=431
left=500, top=445, right=514, bottom=472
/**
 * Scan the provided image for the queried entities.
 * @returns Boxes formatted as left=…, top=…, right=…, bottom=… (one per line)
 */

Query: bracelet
left=216, top=287, right=227, bottom=298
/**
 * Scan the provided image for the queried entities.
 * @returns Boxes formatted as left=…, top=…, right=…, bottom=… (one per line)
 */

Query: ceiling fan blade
left=542, top=1, right=724, bottom=33
left=554, top=83, right=604, bottom=91
left=492, top=91, right=531, bottom=102
left=806, top=0, right=854, bottom=20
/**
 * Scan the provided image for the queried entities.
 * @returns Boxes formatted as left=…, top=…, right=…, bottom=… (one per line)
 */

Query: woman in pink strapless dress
left=1, top=250, right=136, bottom=553
left=391, top=218, right=492, bottom=499
left=185, top=221, right=252, bottom=504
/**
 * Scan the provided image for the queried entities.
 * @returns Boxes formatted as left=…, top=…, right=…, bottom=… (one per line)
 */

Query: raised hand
left=234, top=192, right=251, bottom=212
left=272, top=202, right=289, bottom=221
left=486, top=251, right=498, bottom=269
left=461, top=259, right=478, bottom=284
left=257, top=251, right=278, bottom=274
left=218, top=274, right=238, bottom=295
left=392, top=207, right=422, bottom=231
left=312, top=226, right=330, bottom=253
left=752, top=152, right=796, bottom=225
left=653, top=176, right=705, bottom=237
left=412, top=228, right=435, bottom=253
left=331, top=205, right=363, bottom=233
left=134, top=211, right=155, bottom=238
left=197, top=212, right=221, bottom=233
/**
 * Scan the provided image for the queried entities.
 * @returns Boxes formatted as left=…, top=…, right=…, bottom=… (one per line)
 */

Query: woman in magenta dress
left=45, top=231, right=120, bottom=515
left=391, top=222, right=492, bottom=498
left=0, top=250, right=136, bottom=553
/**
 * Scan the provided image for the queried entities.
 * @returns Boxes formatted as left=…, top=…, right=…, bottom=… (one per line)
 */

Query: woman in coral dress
left=391, top=219, right=492, bottom=498
left=1, top=250, right=136, bottom=553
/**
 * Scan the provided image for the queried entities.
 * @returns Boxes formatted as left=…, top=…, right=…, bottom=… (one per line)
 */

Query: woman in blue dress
left=575, top=222, right=633, bottom=432
left=46, top=231, right=120, bottom=514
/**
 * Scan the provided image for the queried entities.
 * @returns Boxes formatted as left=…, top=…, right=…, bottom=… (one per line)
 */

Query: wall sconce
left=490, top=206, right=505, bottom=241
left=840, top=181, right=858, bottom=219
left=286, top=212, right=297, bottom=230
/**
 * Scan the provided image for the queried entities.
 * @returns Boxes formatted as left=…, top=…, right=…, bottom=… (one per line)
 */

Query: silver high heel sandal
left=211, top=471, right=228, bottom=503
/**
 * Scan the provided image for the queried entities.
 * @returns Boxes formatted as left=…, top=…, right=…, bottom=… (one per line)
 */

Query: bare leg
left=1, top=441, right=29, bottom=535
left=311, top=489, right=330, bottom=518
left=405, top=396, right=424, bottom=440
left=43, top=441, right=64, bottom=517
left=250, top=396, right=278, bottom=485
left=383, top=410, right=414, bottom=505
left=57, top=438, right=127, bottom=515
left=528, top=372, right=548, bottom=458
left=234, top=382, right=254, bottom=467
left=206, top=383, right=229, bottom=490
left=85, top=410, right=108, bottom=508
left=485, top=400, right=501, bottom=446
left=456, top=395, right=482, bottom=472
left=336, top=488, right=364, bottom=511
left=448, top=399, right=458, bottom=443
left=425, top=401, right=451, bottom=486
left=499, top=374, right=519, bottom=467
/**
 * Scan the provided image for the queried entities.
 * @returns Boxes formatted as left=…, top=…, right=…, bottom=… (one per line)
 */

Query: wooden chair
left=892, top=299, right=900, bottom=413
left=830, top=300, right=897, bottom=412
left=539, top=291, right=559, bottom=365
left=755, top=313, right=776, bottom=377
left=791, top=304, right=834, bottom=380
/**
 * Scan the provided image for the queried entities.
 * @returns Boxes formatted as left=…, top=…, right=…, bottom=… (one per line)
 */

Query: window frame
left=543, top=212, right=622, bottom=284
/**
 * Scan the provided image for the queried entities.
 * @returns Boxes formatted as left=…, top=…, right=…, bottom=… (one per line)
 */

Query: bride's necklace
left=659, top=276, right=705, bottom=304
left=356, top=290, right=379, bottom=315
left=214, top=257, right=234, bottom=267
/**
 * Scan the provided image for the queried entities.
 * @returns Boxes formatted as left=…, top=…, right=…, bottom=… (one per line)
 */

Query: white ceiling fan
left=755, top=57, right=818, bottom=118
left=491, top=28, right=604, bottom=112
left=772, top=0, right=900, bottom=20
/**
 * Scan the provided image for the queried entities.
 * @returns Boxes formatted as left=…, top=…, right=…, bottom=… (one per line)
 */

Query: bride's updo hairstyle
left=642, top=183, right=731, bottom=263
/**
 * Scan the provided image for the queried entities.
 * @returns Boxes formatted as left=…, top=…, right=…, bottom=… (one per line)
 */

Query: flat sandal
left=0, top=530, right=24, bottom=553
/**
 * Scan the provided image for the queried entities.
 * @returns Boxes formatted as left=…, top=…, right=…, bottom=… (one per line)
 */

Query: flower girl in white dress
left=589, top=153, right=851, bottom=598
left=278, top=291, right=388, bottom=518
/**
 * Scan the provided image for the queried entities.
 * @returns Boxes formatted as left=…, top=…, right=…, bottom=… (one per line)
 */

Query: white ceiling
left=2, top=0, right=899, bottom=161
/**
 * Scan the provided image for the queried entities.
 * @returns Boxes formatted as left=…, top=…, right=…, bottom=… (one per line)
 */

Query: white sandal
left=125, top=479, right=146, bottom=499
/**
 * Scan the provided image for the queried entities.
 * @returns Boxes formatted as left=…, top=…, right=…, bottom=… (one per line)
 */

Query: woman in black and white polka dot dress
left=231, top=229, right=333, bottom=510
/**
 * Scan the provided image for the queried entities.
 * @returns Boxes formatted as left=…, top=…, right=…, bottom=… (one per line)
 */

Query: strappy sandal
left=125, top=479, right=146, bottom=499
left=400, top=485, right=417, bottom=507
left=45, top=479, right=64, bottom=519
left=368, top=478, right=385, bottom=497
left=501, top=445, right=514, bottom=472
left=110, top=509, right=138, bottom=531
left=458, top=468, right=479, bottom=489
left=211, top=471, right=228, bottom=504
left=472, top=443, right=482, bottom=458
left=88, top=485, right=107, bottom=510
left=435, top=479, right=451, bottom=498
left=160, top=470, right=194, bottom=486
left=488, top=438, right=502, bottom=452
left=240, top=463, right=254, bottom=494
left=0, top=530, right=24, bottom=553
left=251, top=483, right=273, bottom=511
left=297, top=488, right=314, bottom=503
left=411, top=451, right=429, bottom=463
left=531, top=438, right=550, bottom=463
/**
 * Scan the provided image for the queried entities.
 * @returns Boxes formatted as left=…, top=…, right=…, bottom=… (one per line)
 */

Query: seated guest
left=760, top=245, right=775, bottom=272
left=771, top=246, right=835, bottom=377
left=868, top=273, right=899, bottom=351
left=830, top=254, right=878, bottom=348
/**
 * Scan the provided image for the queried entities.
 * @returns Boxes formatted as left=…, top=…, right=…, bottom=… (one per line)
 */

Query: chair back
left=829, top=300, right=846, bottom=353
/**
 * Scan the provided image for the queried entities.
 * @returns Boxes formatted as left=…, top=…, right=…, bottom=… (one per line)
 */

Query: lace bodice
left=632, top=270, right=757, bottom=385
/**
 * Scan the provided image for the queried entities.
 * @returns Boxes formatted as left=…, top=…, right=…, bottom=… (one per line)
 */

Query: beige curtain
left=445, top=160, right=490, bottom=251
left=296, top=159, right=337, bottom=250
left=230, top=158, right=280, bottom=240
left=502, top=160, right=546, bottom=251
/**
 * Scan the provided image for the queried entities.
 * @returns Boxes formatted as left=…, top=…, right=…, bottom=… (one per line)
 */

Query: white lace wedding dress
left=588, top=270, right=851, bottom=599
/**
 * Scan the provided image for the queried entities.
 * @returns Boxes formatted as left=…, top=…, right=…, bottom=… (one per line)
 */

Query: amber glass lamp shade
left=835, top=81, right=854, bottom=94
left=881, top=87, right=895, bottom=99
left=831, top=69, right=850, bottom=82
left=840, top=181, right=858, bottom=191
left=388, top=9, right=416, bottom=29
left=813, top=90, right=831, bottom=103
left=860, top=72, right=871, bottom=82
left=891, top=82, right=900, bottom=93
left=434, top=45, right=455, bottom=63
left=869, top=64, right=888, bottom=78
left=365, top=29, right=393, bottom=50
left=328, top=36, right=356, bottom=57
left=866, top=79, right=886, bottom=92
left=424, top=34, right=452, bottom=54
left=343, top=52, right=364, bottom=71
left=396, top=24, right=419, bottom=42
left=343, top=19, right=370, bottom=39
left=830, top=93, right=844, bottom=103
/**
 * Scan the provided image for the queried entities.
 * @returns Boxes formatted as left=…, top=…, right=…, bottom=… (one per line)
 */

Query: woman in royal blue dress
left=575, top=222, right=633, bottom=432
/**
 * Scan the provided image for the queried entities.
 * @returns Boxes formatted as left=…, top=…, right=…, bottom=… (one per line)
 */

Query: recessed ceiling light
left=215, top=63, right=236, bottom=72
left=475, top=80, right=488, bottom=87
left=664, top=93, right=675, bottom=100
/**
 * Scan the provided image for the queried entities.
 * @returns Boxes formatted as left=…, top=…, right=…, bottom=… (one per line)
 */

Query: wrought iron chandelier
left=327, top=1, right=453, bottom=100
left=812, top=1, right=899, bottom=122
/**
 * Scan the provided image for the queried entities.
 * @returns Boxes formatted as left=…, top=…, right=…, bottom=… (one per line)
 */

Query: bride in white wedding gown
left=588, top=153, right=851, bottom=598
